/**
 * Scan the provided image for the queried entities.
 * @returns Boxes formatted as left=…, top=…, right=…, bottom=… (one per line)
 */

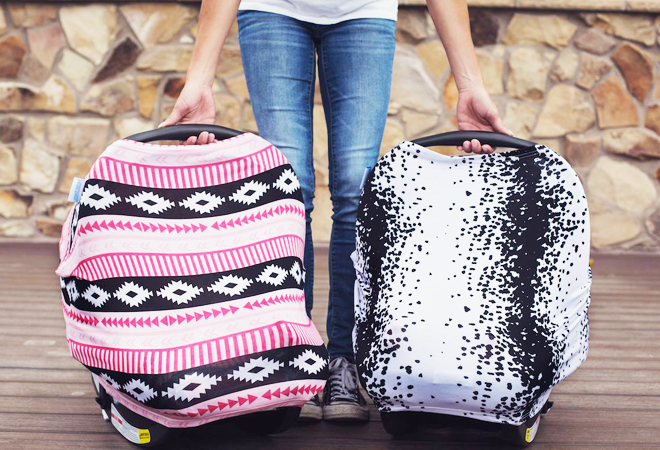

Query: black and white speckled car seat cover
left=352, top=141, right=591, bottom=425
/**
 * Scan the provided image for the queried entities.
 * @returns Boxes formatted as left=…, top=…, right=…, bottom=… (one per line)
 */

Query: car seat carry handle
left=412, top=131, right=535, bottom=149
left=126, top=124, right=245, bottom=143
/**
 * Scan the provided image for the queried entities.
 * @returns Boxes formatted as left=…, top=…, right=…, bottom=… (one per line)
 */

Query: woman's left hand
left=455, top=85, right=512, bottom=154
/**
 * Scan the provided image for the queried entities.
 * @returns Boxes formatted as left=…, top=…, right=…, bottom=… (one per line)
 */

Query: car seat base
left=92, top=375, right=178, bottom=447
left=380, top=400, right=551, bottom=446
left=237, top=407, right=301, bottom=435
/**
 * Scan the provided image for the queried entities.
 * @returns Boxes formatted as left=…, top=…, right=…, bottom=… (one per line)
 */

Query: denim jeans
left=237, top=10, right=396, bottom=360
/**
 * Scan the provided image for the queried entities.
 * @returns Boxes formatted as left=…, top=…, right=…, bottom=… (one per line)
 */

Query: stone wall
left=0, top=3, right=659, bottom=251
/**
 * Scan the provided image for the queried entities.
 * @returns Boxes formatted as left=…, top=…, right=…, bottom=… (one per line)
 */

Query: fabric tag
left=68, top=177, right=85, bottom=203
left=360, top=166, right=372, bottom=189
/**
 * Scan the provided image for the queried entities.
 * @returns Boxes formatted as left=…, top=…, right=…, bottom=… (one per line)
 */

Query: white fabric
left=238, top=0, right=398, bottom=25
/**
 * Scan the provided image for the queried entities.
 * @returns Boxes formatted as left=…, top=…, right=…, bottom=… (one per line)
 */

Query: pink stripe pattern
left=70, top=235, right=304, bottom=281
left=68, top=319, right=323, bottom=374
left=88, top=145, right=287, bottom=189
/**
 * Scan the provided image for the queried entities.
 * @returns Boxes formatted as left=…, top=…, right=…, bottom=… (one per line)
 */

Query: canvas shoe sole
left=298, top=399, right=323, bottom=421
left=323, top=401, right=369, bottom=422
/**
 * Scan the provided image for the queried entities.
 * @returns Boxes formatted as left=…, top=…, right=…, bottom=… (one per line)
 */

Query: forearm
left=426, top=0, right=483, bottom=92
left=187, top=0, right=241, bottom=87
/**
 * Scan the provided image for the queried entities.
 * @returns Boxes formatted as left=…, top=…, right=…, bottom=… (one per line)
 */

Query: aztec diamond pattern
left=290, top=350, right=327, bottom=375
left=61, top=258, right=306, bottom=313
left=74, top=166, right=302, bottom=221
left=62, top=292, right=304, bottom=329
left=289, top=261, right=303, bottom=284
left=123, top=379, right=157, bottom=403
left=80, top=184, right=120, bottom=210
left=157, top=280, right=203, bottom=305
left=257, top=265, right=288, bottom=286
left=126, top=191, right=174, bottom=215
left=162, top=372, right=221, bottom=402
left=82, top=285, right=110, bottom=308
left=100, top=373, right=121, bottom=390
left=209, top=275, right=252, bottom=297
left=273, top=168, right=300, bottom=194
left=180, top=191, right=225, bottom=214
left=230, top=180, right=269, bottom=205
left=228, top=357, right=284, bottom=383
left=114, top=282, right=152, bottom=308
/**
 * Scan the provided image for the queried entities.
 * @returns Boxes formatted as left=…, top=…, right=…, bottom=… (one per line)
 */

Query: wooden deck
left=0, top=243, right=658, bottom=449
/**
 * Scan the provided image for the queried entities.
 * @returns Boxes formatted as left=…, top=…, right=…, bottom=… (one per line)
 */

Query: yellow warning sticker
left=139, top=429, right=151, bottom=444
left=525, top=415, right=541, bottom=443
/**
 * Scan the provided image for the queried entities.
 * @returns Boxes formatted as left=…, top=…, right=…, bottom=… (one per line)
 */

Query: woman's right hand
left=158, top=82, right=217, bottom=145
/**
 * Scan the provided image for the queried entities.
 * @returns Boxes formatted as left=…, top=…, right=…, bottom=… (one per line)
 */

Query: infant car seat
left=352, top=131, right=591, bottom=446
left=56, top=125, right=328, bottom=446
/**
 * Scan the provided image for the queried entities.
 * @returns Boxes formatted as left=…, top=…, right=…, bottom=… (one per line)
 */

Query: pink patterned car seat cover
left=56, top=132, right=328, bottom=427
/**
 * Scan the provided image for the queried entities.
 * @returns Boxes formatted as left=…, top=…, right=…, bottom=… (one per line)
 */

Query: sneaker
left=322, top=356, right=369, bottom=422
left=298, top=394, right=323, bottom=421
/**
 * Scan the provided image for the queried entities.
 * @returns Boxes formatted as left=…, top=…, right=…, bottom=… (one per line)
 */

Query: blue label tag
left=360, top=166, right=372, bottom=189
left=68, top=177, right=85, bottom=203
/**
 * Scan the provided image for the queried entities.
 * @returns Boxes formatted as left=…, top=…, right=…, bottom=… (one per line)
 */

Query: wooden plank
left=0, top=326, right=66, bottom=338
left=1, top=413, right=660, bottom=447
left=548, top=393, right=660, bottom=411
left=0, top=336, right=66, bottom=347
left=551, top=381, right=660, bottom=396
left=564, top=369, right=660, bottom=383
left=0, top=357, right=80, bottom=370
left=0, top=382, right=94, bottom=398
left=0, top=368, right=89, bottom=384
left=589, top=321, right=660, bottom=330
left=0, top=398, right=106, bottom=416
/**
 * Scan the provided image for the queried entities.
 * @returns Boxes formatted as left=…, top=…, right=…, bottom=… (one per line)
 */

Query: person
left=160, top=0, right=512, bottom=423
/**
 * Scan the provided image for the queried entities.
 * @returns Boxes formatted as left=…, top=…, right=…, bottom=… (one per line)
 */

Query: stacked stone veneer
left=0, top=3, right=659, bottom=250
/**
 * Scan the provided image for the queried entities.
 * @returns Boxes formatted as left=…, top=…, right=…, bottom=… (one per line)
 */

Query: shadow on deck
left=0, top=243, right=658, bottom=449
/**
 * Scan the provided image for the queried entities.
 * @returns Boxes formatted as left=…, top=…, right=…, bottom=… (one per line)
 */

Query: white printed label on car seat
left=68, top=177, right=85, bottom=203
left=110, top=403, right=151, bottom=444
left=525, top=414, right=541, bottom=443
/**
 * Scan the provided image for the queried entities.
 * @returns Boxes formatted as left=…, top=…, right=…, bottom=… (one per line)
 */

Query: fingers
left=181, top=132, right=218, bottom=146
left=459, top=139, right=494, bottom=154
left=488, top=111, right=514, bottom=137
left=471, top=139, right=482, bottom=154
left=198, top=131, right=210, bottom=145
left=195, top=132, right=217, bottom=145
left=158, top=106, right=184, bottom=129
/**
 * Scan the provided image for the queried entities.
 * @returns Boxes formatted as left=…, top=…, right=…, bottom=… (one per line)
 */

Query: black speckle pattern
left=352, top=141, right=591, bottom=425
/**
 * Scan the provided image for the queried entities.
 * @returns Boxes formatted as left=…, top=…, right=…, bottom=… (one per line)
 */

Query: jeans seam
left=305, top=39, right=316, bottom=317
left=318, top=38, right=339, bottom=357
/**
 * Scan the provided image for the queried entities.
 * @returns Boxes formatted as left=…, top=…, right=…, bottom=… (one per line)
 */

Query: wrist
left=185, top=73, right=215, bottom=89
left=455, top=77, right=486, bottom=94
left=186, top=61, right=217, bottom=88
